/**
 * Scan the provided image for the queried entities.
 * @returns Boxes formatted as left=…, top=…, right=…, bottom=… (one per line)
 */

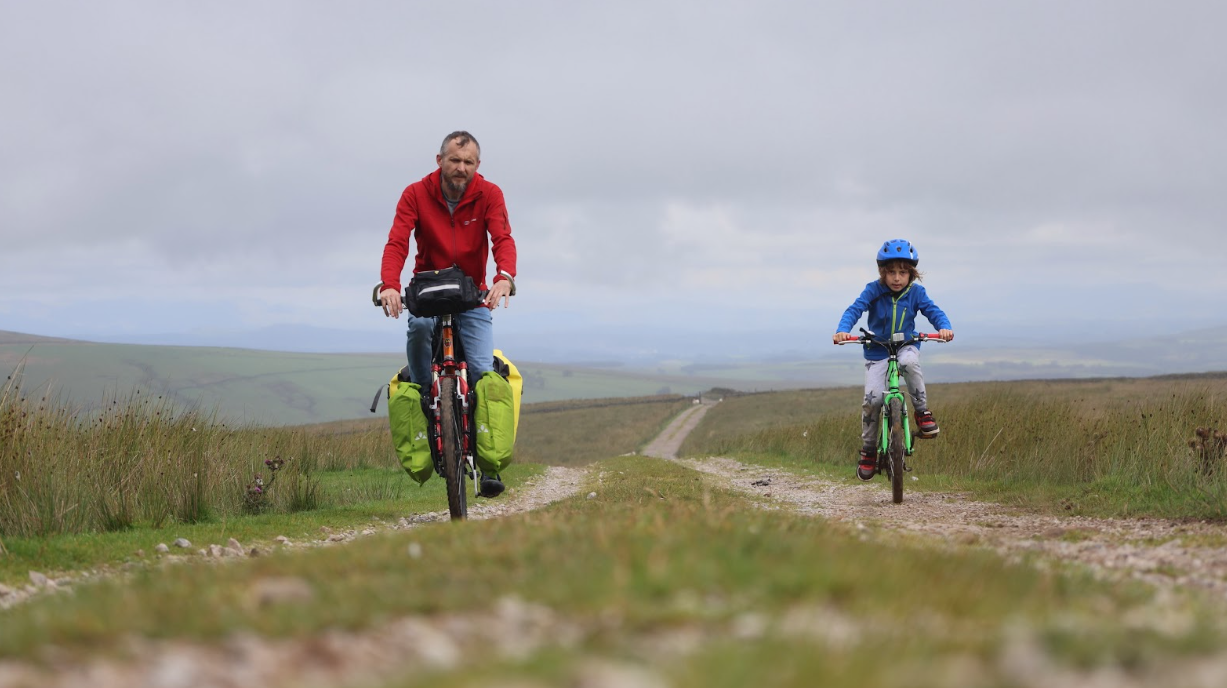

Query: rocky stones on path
left=28, top=571, right=49, bottom=588
left=0, top=583, right=13, bottom=597
left=247, top=576, right=314, bottom=608
left=173, top=538, right=191, bottom=548
left=274, top=535, right=290, bottom=545
left=154, top=543, right=170, bottom=554
left=226, top=538, right=244, bottom=556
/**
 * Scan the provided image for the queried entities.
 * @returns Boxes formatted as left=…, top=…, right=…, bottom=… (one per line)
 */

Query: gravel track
left=679, top=456, right=1227, bottom=598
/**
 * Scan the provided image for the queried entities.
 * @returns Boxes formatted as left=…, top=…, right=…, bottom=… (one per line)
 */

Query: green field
left=0, top=335, right=751, bottom=426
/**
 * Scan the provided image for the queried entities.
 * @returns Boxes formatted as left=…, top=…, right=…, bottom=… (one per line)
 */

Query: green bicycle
left=839, top=328, right=949, bottom=504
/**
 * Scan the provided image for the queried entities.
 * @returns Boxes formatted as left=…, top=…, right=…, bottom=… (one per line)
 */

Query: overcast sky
left=2, top=1, right=1224, bottom=355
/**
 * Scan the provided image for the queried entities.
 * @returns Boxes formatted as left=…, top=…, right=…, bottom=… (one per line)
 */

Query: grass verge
left=1, top=456, right=1223, bottom=686
left=0, top=465, right=545, bottom=586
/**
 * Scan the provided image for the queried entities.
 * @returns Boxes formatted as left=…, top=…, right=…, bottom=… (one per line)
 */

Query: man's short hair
left=441, top=131, right=480, bottom=159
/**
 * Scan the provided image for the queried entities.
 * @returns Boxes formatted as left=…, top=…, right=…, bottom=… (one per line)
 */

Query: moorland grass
left=0, top=378, right=682, bottom=581
left=0, top=466, right=545, bottom=585
left=2, top=457, right=1222, bottom=683
left=680, top=375, right=1227, bottom=519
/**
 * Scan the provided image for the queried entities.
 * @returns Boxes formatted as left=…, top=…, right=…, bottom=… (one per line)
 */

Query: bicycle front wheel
left=439, top=376, right=467, bottom=521
left=887, top=398, right=906, bottom=504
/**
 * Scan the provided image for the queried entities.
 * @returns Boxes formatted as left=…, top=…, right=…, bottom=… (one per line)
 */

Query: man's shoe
left=916, top=411, right=939, bottom=438
left=478, top=473, right=505, bottom=498
left=857, top=450, right=877, bottom=481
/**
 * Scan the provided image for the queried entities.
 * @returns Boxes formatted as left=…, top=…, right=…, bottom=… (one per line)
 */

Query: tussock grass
left=0, top=371, right=393, bottom=538
left=2, top=457, right=1220, bottom=682
left=0, top=371, right=680, bottom=578
left=682, top=376, right=1227, bottom=518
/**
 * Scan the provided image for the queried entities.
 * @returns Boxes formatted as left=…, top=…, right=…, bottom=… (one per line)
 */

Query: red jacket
left=380, top=170, right=517, bottom=294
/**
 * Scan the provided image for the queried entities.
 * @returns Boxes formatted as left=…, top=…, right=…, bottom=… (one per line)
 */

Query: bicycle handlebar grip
left=372, top=283, right=384, bottom=307
left=917, top=333, right=945, bottom=341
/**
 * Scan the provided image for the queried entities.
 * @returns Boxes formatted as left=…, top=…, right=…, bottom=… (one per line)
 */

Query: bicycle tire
left=887, top=398, right=906, bottom=504
left=439, top=376, right=467, bottom=520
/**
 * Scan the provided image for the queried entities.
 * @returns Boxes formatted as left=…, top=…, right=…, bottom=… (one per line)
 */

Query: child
left=833, top=239, right=954, bottom=481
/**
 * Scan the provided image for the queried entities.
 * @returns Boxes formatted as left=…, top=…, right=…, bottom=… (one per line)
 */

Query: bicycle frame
left=878, top=344, right=915, bottom=460
left=427, top=314, right=478, bottom=488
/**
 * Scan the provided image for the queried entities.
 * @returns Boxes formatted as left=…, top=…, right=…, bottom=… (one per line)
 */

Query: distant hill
left=0, top=334, right=763, bottom=426
left=3, top=325, right=1224, bottom=426
left=0, top=330, right=80, bottom=345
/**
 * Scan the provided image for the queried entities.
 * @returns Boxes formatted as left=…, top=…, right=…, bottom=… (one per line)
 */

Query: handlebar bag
left=386, top=367, right=434, bottom=485
left=404, top=265, right=483, bottom=318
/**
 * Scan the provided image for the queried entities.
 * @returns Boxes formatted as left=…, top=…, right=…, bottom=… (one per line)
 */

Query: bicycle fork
left=879, top=356, right=916, bottom=473
left=428, top=364, right=479, bottom=484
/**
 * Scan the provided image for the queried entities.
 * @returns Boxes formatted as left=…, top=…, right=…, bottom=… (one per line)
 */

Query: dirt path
left=681, top=457, right=1227, bottom=597
left=0, top=465, right=593, bottom=687
left=642, top=399, right=1227, bottom=598
left=0, top=465, right=589, bottom=611
left=641, top=400, right=713, bottom=460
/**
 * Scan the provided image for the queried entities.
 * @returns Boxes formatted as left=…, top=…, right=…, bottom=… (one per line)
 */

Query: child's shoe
left=917, top=410, right=939, bottom=438
left=857, top=449, right=877, bottom=481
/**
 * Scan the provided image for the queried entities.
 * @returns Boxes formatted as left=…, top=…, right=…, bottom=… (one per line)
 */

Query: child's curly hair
left=878, top=259, right=923, bottom=285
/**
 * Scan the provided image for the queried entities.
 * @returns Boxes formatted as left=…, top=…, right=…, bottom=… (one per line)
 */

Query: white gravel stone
left=154, top=543, right=170, bottom=554
left=172, top=538, right=191, bottom=548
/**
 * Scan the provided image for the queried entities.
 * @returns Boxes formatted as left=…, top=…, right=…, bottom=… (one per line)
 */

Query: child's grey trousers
left=862, top=344, right=928, bottom=450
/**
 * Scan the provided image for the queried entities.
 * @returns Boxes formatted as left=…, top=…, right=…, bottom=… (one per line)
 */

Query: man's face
left=436, top=140, right=480, bottom=198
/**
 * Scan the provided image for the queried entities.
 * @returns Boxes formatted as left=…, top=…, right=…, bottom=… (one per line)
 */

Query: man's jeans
left=405, top=306, right=494, bottom=389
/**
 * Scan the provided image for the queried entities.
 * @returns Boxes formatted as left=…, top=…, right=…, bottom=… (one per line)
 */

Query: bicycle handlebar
left=371, top=283, right=491, bottom=308
left=836, top=333, right=949, bottom=345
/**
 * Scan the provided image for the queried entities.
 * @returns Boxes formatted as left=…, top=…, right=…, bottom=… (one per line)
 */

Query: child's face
left=882, top=264, right=911, bottom=292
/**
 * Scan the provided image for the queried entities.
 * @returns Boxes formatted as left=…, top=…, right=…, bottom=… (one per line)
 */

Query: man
left=379, top=130, right=517, bottom=496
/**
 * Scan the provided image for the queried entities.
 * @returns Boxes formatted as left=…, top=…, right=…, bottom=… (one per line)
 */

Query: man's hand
left=485, top=280, right=513, bottom=309
left=833, top=332, right=856, bottom=344
left=939, top=329, right=954, bottom=342
left=380, top=288, right=403, bottom=319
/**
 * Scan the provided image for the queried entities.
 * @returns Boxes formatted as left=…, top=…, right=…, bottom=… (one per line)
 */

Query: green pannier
left=473, top=370, right=516, bottom=475
left=385, top=366, right=433, bottom=485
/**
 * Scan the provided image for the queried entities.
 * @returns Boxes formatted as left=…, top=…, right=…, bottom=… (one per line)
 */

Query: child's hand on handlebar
left=939, top=329, right=954, bottom=342
left=833, top=332, right=857, bottom=344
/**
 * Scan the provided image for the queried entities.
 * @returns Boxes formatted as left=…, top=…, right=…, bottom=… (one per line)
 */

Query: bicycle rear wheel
left=887, top=398, right=906, bottom=504
left=439, top=376, right=467, bottom=520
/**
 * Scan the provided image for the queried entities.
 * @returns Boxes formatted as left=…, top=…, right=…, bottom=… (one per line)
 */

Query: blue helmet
left=876, top=239, right=918, bottom=266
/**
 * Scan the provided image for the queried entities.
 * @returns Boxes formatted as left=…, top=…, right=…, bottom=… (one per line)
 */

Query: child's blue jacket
left=836, top=281, right=952, bottom=361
